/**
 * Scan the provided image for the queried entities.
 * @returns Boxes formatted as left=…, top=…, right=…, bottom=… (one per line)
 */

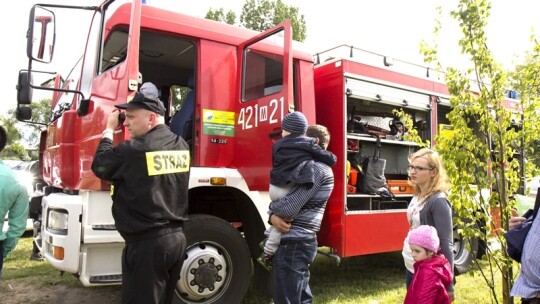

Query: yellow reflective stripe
left=146, top=150, right=190, bottom=176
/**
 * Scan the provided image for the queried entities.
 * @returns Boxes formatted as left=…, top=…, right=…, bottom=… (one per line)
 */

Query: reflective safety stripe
left=146, top=150, right=190, bottom=176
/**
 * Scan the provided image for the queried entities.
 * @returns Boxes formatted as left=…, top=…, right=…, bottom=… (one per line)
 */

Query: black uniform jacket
left=91, top=124, right=190, bottom=242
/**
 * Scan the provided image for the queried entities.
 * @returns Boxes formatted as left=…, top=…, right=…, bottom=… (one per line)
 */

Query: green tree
left=0, top=114, right=29, bottom=160
left=421, top=1, right=540, bottom=303
left=170, top=85, right=191, bottom=113
left=7, top=99, right=50, bottom=150
left=241, top=0, right=306, bottom=41
left=509, top=48, right=540, bottom=176
left=205, top=8, right=236, bottom=25
left=206, top=0, right=307, bottom=42
left=1, top=99, right=50, bottom=159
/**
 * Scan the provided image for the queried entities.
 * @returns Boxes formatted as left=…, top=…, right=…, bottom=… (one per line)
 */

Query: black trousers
left=121, top=231, right=186, bottom=304
left=523, top=298, right=540, bottom=304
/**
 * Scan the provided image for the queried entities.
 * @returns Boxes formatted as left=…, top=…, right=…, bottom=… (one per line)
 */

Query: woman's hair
left=409, top=148, right=450, bottom=197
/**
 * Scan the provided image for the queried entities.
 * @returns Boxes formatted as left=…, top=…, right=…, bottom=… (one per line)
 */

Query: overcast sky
left=2, top=0, right=539, bottom=115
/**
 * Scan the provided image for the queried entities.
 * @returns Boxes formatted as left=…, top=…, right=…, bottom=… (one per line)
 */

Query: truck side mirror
left=27, top=5, right=55, bottom=63
left=17, top=106, right=33, bottom=121
left=17, top=71, right=33, bottom=105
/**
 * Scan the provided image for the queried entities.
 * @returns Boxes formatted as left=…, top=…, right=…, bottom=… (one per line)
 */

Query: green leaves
left=205, top=8, right=236, bottom=25
left=206, top=0, right=307, bottom=42
left=423, top=1, right=540, bottom=302
left=1, top=99, right=50, bottom=160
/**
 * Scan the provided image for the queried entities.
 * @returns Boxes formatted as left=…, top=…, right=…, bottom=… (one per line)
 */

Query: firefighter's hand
left=107, top=110, right=121, bottom=130
left=270, top=214, right=291, bottom=233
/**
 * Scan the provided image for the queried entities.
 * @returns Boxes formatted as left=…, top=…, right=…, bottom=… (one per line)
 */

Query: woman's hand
left=509, top=209, right=526, bottom=230
left=509, top=216, right=526, bottom=229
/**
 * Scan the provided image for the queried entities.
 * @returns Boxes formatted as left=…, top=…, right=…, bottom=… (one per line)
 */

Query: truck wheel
left=174, top=214, right=251, bottom=304
left=453, top=224, right=478, bottom=276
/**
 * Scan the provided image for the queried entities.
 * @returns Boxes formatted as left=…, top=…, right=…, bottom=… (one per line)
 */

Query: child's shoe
left=257, top=252, right=273, bottom=271
left=259, top=238, right=268, bottom=250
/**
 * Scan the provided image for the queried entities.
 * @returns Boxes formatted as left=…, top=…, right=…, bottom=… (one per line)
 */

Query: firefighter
left=91, top=84, right=190, bottom=304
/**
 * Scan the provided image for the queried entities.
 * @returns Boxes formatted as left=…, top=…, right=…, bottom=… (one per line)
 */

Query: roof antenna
left=426, top=67, right=430, bottom=78
left=350, top=46, right=354, bottom=58
left=315, top=53, right=320, bottom=65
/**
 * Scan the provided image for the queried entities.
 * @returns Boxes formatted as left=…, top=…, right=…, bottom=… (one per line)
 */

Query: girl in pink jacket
left=404, top=225, right=453, bottom=304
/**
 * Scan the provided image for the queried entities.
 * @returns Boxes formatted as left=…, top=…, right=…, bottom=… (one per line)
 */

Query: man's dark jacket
left=91, top=124, right=190, bottom=242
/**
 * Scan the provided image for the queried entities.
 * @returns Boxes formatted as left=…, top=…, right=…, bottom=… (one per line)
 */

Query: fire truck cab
left=17, top=1, right=314, bottom=302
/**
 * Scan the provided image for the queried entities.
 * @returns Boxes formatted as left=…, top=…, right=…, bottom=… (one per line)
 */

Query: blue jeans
left=273, top=238, right=317, bottom=304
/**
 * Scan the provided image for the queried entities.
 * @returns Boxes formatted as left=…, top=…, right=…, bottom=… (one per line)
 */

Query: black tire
left=453, top=224, right=478, bottom=276
left=174, top=214, right=252, bottom=304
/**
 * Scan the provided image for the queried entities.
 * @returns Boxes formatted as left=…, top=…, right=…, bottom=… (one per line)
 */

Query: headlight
left=47, top=209, right=68, bottom=234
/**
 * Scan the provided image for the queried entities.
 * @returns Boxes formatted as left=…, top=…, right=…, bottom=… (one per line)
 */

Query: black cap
left=115, top=93, right=166, bottom=116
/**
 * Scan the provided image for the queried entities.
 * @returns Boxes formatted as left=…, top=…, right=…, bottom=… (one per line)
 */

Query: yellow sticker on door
left=146, top=150, right=190, bottom=176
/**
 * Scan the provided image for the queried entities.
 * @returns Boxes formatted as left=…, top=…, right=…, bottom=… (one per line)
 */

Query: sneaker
left=30, top=251, right=44, bottom=261
left=257, top=252, right=272, bottom=271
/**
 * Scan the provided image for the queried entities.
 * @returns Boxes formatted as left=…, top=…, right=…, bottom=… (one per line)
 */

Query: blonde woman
left=402, top=148, right=455, bottom=301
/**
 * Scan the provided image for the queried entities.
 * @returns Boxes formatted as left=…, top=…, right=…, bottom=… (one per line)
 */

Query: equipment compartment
left=344, top=78, right=431, bottom=212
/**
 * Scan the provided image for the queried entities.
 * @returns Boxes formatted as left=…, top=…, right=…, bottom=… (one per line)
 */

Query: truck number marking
left=238, top=97, right=284, bottom=130
left=210, top=138, right=228, bottom=144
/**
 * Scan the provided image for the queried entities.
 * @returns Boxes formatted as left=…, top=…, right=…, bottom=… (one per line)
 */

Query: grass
left=5, top=235, right=506, bottom=303
left=3, top=233, right=83, bottom=287
left=243, top=250, right=504, bottom=304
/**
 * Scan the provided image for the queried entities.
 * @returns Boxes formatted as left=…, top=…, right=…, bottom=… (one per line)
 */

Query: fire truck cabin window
left=100, top=29, right=128, bottom=73
left=242, top=39, right=284, bottom=102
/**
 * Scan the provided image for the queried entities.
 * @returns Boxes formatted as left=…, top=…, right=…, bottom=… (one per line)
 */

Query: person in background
left=509, top=209, right=540, bottom=303
left=404, top=225, right=452, bottom=304
left=402, top=148, right=455, bottom=301
left=91, top=84, right=190, bottom=304
left=0, top=126, right=30, bottom=279
left=269, top=124, right=335, bottom=304
left=29, top=160, right=45, bottom=261
left=258, top=112, right=336, bottom=270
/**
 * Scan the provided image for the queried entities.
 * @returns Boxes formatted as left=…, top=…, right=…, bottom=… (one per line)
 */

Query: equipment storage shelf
left=346, top=194, right=410, bottom=212
left=346, top=134, right=417, bottom=212
left=346, top=134, right=417, bottom=176
left=347, top=133, right=420, bottom=147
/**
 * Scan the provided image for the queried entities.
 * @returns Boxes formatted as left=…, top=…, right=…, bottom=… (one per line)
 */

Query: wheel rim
left=453, top=227, right=468, bottom=264
left=176, top=241, right=231, bottom=302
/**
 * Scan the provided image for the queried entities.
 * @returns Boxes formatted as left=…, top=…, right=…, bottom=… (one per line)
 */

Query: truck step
left=92, top=224, right=117, bottom=230
left=89, top=274, right=122, bottom=284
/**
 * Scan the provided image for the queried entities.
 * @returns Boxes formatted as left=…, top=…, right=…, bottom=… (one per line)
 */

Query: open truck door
left=235, top=20, right=294, bottom=190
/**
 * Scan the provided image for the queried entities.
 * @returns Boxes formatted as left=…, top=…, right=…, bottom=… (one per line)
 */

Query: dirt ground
left=0, top=278, right=122, bottom=304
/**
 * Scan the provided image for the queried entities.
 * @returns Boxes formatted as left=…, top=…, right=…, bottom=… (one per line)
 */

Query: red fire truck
left=16, top=1, right=477, bottom=302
